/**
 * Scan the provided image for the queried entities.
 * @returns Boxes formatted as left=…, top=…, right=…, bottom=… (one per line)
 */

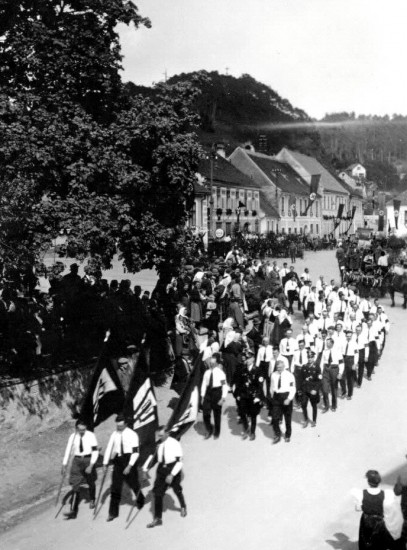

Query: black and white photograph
left=1, top=1, right=407, bottom=549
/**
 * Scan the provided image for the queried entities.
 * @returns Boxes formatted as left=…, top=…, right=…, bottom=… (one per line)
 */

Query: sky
left=119, top=0, right=407, bottom=120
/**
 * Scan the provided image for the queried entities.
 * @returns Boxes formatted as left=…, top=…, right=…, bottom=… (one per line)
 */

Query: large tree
left=0, top=1, right=201, bottom=276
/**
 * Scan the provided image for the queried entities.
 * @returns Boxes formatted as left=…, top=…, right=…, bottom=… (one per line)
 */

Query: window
left=309, top=205, right=313, bottom=217
left=247, top=190, right=252, bottom=210
left=271, top=221, right=274, bottom=232
left=281, top=196, right=285, bottom=215
left=316, top=224, right=319, bottom=234
left=225, top=222, right=232, bottom=236
left=230, top=189, right=236, bottom=210
left=299, top=227, right=303, bottom=234
left=282, top=227, right=285, bottom=234
left=226, top=190, right=231, bottom=209
left=221, top=188, right=226, bottom=209
left=294, top=227, right=297, bottom=234
left=288, top=227, right=291, bottom=234
left=216, top=221, right=222, bottom=230
left=254, top=192, right=260, bottom=210
left=310, top=223, right=313, bottom=234
left=315, top=201, right=318, bottom=216
left=267, top=221, right=270, bottom=232
left=189, top=203, right=196, bottom=226
left=404, top=210, right=407, bottom=225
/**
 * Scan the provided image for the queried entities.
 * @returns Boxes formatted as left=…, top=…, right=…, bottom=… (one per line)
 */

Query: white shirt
left=270, top=370, right=296, bottom=400
left=284, top=280, right=298, bottom=295
left=297, top=333, right=314, bottom=349
left=299, top=285, right=310, bottom=303
left=314, top=301, right=326, bottom=319
left=341, top=338, right=359, bottom=362
left=103, top=427, right=140, bottom=466
left=268, top=355, right=289, bottom=376
left=143, top=436, right=183, bottom=476
left=63, top=431, right=99, bottom=466
left=256, top=345, right=274, bottom=366
left=292, top=349, right=308, bottom=369
left=314, top=337, right=328, bottom=355
left=316, top=316, right=330, bottom=332
left=279, top=337, right=297, bottom=356
left=301, top=271, right=311, bottom=282
left=201, top=366, right=228, bottom=399
left=378, top=255, right=388, bottom=266
left=321, top=347, right=344, bottom=375
left=333, top=330, right=347, bottom=351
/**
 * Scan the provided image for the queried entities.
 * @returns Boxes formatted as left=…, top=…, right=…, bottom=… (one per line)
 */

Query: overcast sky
left=119, top=0, right=407, bottom=120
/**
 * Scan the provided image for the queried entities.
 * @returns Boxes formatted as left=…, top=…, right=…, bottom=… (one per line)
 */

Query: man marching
left=61, top=419, right=99, bottom=520
left=201, top=353, right=228, bottom=439
left=103, top=414, right=145, bottom=522
left=143, top=426, right=187, bottom=528
left=298, top=350, right=322, bottom=427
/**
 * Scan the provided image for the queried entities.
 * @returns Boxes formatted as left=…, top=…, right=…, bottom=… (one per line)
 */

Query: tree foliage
left=0, top=1, right=202, bottom=276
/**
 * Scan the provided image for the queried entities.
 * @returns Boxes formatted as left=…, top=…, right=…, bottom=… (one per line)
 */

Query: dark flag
left=351, top=205, right=357, bottom=219
left=378, top=192, right=386, bottom=231
left=393, top=199, right=401, bottom=229
left=122, top=350, right=159, bottom=464
left=303, top=174, right=320, bottom=215
left=80, top=353, right=125, bottom=431
left=334, top=203, right=345, bottom=230
left=289, top=195, right=297, bottom=221
left=166, top=354, right=202, bottom=439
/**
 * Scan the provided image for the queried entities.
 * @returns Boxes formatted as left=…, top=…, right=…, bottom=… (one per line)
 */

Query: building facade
left=275, top=148, right=361, bottom=237
left=229, top=147, right=321, bottom=236
left=196, top=152, right=279, bottom=240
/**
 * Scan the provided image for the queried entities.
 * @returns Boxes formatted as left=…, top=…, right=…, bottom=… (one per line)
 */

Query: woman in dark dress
left=353, top=470, right=395, bottom=550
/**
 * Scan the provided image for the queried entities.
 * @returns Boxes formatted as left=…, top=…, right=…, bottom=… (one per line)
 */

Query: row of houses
left=189, top=144, right=365, bottom=247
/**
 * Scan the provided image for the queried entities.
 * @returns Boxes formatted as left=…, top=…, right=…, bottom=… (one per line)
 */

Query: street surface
left=3, top=250, right=407, bottom=550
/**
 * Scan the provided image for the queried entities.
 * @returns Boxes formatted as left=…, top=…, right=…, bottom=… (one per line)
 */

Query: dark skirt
left=359, top=513, right=393, bottom=550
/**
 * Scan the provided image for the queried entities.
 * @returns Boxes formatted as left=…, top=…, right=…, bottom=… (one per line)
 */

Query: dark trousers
left=153, top=463, right=186, bottom=520
left=301, top=392, right=319, bottom=422
left=342, top=356, right=355, bottom=397
left=287, top=290, right=297, bottom=314
left=365, top=342, right=378, bottom=378
left=240, top=397, right=260, bottom=435
left=109, top=455, right=143, bottom=518
left=357, top=348, right=365, bottom=386
left=271, top=392, right=293, bottom=438
left=69, top=456, right=96, bottom=500
left=322, top=366, right=339, bottom=409
left=202, top=387, right=222, bottom=437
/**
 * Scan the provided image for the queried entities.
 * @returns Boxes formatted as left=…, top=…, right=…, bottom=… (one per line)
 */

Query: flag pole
left=55, top=435, right=75, bottom=510
left=125, top=447, right=159, bottom=528
left=93, top=447, right=113, bottom=520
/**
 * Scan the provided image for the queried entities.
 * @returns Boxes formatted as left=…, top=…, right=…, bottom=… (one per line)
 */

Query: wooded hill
left=125, top=72, right=407, bottom=191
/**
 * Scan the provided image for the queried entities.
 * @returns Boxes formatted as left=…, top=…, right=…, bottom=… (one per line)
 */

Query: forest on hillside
left=125, top=73, right=407, bottom=192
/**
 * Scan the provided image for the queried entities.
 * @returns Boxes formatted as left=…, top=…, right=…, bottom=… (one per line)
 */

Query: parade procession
left=3, top=1, right=407, bottom=549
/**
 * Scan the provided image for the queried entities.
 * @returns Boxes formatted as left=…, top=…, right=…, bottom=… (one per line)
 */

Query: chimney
left=215, top=142, right=226, bottom=158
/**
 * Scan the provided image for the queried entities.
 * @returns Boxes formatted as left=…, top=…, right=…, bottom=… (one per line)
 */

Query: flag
left=393, top=199, right=401, bottom=229
left=122, top=350, right=159, bottom=464
left=80, top=352, right=125, bottom=431
left=378, top=192, right=386, bottom=231
left=334, top=203, right=345, bottom=230
left=351, top=205, right=357, bottom=219
left=166, top=354, right=203, bottom=439
left=289, top=195, right=297, bottom=222
left=303, top=174, right=320, bottom=215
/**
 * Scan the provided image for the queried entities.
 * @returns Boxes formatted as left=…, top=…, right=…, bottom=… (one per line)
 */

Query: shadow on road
left=326, top=532, right=358, bottom=549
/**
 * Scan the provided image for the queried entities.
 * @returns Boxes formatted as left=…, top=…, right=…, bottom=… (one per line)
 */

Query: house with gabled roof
left=195, top=148, right=279, bottom=240
left=275, top=148, right=354, bottom=237
left=228, top=147, right=321, bottom=236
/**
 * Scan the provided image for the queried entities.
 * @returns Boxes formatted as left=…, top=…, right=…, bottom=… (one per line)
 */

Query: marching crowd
left=187, top=256, right=391, bottom=444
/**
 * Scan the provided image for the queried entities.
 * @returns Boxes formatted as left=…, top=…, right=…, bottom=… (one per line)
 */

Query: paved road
left=3, top=250, right=407, bottom=550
